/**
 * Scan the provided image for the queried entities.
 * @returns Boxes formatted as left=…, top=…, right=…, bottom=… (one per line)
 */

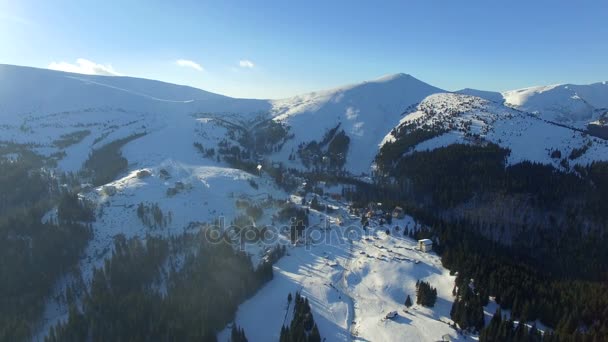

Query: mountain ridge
left=2, top=63, right=608, bottom=175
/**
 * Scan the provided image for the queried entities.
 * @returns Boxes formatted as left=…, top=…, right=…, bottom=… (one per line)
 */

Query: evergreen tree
left=231, top=325, right=248, bottom=342
left=416, top=280, right=437, bottom=307
left=405, top=295, right=413, bottom=308
left=280, top=292, right=322, bottom=342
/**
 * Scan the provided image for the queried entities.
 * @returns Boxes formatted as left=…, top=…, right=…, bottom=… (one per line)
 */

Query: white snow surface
left=219, top=207, right=466, bottom=342
left=502, top=82, right=608, bottom=127
left=0, top=64, right=270, bottom=121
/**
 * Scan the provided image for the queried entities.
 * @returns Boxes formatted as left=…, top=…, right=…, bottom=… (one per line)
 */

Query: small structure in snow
left=417, top=239, right=433, bottom=252
left=384, top=311, right=398, bottom=320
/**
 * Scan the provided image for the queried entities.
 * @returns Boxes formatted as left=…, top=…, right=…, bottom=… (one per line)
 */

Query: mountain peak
left=373, top=73, right=414, bottom=82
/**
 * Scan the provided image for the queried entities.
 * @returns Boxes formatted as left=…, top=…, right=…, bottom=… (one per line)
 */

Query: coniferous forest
left=279, top=292, right=322, bottom=342
left=0, top=155, right=93, bottom=341
left=46, top=232, right=278, bottom=342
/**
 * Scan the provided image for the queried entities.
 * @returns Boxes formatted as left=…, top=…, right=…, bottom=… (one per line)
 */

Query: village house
left=417, top=239, right=433, bottom=252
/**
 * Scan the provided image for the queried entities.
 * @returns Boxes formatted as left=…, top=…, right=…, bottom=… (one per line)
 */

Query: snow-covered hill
left=0, top=64, right=270, bottom=121
left=381, top=93, right=608, bottom=169
left=270, top=73, right=444, bottom=173
left=0, top=64, right=286, bottom=339
left=455, top=82, right=608, bottom=130
left=502, top=82, right=608, bottom=128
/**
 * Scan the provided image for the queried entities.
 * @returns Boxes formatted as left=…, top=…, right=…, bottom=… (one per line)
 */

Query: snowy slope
left=0, top=64, right=270, bottom=121
left=0, top=64, right=272, bottom=172
left=270, top=74, right=444, bottom=173
left=502, top=82, right=608, bottom=128
left=35, top=160, right=289, bottom=339
left=382, top=93, right=608, bottom=169
left=0, top=65, right=286, bottom=339
left=218, top=195, right=465, bottom=342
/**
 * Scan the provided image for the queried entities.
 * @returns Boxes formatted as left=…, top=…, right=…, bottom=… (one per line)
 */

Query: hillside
left=380, top=92, right=608, bottom=170
left=0, top=64, right=270, bottom=120
left=269, top=73, right=444, bottom=173
left=502, top=82, right=608, bottom=128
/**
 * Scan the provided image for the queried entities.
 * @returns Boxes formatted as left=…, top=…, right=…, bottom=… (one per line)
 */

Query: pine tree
left=405, top=295, right=413, bottom=308
left=309, top=323, right=321, bottom=342
left=281, top=292, right=322, bottom=342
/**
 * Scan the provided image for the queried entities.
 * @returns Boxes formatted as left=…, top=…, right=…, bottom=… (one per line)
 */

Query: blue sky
left=1, top=0, right=606, bottom=99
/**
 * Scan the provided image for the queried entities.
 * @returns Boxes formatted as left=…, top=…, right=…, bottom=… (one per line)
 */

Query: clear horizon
left=1, top=0, right=607, bottom=99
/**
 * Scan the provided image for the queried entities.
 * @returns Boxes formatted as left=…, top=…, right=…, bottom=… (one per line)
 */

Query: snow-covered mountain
left=270, top=73, right=444, bottom=173
left=455, top=82, right=608, bottom=130
left=4, top=64, right=606, bottom=177
left=502, top=82, right=608, bottom=128
left=381, top=93, right=608, bottom=170
left=0, top=64, right=270, bottom=121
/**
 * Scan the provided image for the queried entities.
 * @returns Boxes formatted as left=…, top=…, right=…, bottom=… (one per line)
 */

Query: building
left=417, top=239, right=433, bottom=252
